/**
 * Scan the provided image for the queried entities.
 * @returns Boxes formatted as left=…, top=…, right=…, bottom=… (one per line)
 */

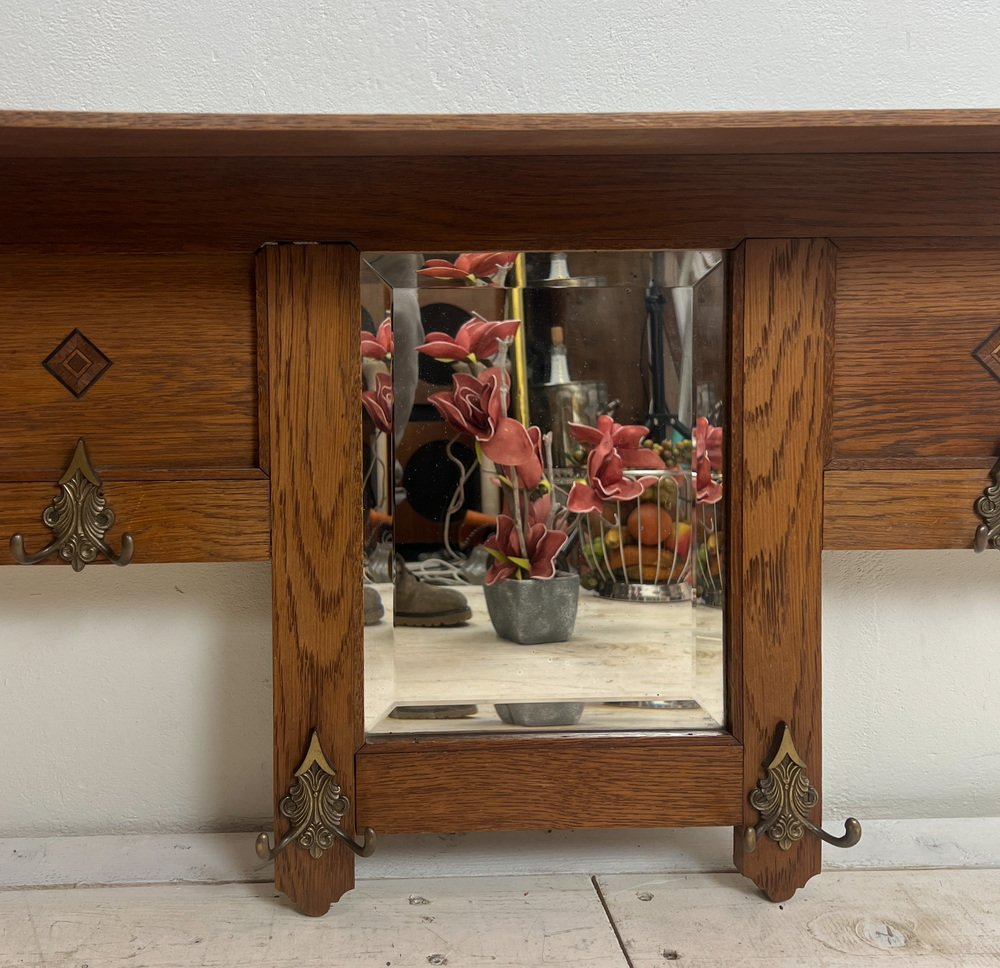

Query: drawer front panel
left=0, top=479, right=270, bottom=563
left=823, top=469, right=991, bottom=549
left=0, top=251, right=259, bottom=477
left=833, top=248, right=1000, bottom=462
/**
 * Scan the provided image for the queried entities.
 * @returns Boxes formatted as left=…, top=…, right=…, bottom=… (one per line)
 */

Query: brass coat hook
left=10, top=439, right=134, bottom=572
left=974, top=458, right=1000, bottom=553
left=256, top=731, right=376, bottom=862
left=743, top=722, right=861, bottom=853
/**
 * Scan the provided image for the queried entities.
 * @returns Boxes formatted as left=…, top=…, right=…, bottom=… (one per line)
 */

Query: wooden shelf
left=4, top=109, right=1000, bottom=157
left=8, top=110, right=992, bottom=911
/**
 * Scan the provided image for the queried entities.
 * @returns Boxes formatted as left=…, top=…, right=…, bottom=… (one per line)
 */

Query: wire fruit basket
left=580, top=469, right=693, bottom=603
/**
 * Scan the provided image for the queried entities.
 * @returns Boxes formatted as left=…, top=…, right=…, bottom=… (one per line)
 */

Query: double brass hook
left=255, top=821, right=376, bottom=862
left=9, top=439, right=133, bottom=572
left=256, top=731, right=376, bottom=863
left=743, top=722, right=862, bottom=853
left=974, top=459, right=1000, bottom=553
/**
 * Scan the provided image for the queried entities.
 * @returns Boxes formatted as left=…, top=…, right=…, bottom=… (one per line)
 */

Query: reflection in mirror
left=359, top=259, right=395, bottom=730
left=361, top=251, right=725, bottom=736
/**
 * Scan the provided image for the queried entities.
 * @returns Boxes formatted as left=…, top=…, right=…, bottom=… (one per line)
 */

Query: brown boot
left=394, top=558, right=472, bottom=627
left=364, top=585, right=384, bottom=626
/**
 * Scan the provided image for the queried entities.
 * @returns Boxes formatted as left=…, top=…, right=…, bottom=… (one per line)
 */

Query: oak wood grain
left=262, top=244, right=363, bottom=917
left=3, top=154, right=1000, bottom=253
left=0, top=467, right=269, bottom=482
left=833, top=248, right=1000, bottom=462
left=730, top=240, right=834, bottom=902
left=724, top=244, right=746, bottom=769
left=255, top=252, right=271, bottom=477
left=834, top=236, right=1000, bottom=253
left=0, top=479, right=269, bottom=563
left=825, top=456, right=998, bottom=471
left=356, top=736, right=743, bottom=834
left=0, top=251, right=259, bottom=477
left=824, top=469, right=989, bottom=549
left=3, top=109, right=1000, bottom=157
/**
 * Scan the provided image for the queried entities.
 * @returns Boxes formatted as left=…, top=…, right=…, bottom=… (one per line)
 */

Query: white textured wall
left=2, top=0, right=999, bottom=113
left=824, top=552, right=1000, bottom=822
left=1, top=565, right=273, bottom=835
left=2, top=0, right=1000, bottom=837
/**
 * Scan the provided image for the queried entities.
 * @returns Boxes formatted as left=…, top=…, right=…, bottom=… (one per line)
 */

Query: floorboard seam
left=591, top=875, right=635, bottom=968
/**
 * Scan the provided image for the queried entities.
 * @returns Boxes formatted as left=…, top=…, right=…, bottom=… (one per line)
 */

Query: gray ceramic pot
left=494, top=702, right=585, bottom=727
left=482, top=572, right=580, bottom=645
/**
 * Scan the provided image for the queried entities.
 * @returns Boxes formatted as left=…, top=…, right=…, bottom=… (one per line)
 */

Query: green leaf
left=508, top=556, right=531, bottom=569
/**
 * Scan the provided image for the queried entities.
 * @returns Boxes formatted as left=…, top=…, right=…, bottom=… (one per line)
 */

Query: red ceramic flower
left=694, top=417, right=723, bottom=504
left=361, top=318, right=393, bottom=361
left=483, top=514, right=569, bottom=584
left=418, top=252, right=519, bottom=284
left=361, top=371, right=393, bottom=435
left=428, top=368, right=534, bottom=466
left=514, top=425, right=546, bottom=490
left=694, top=417, right=723, bottom=470
left=566, top=431, right=658, bottom=514
left=527, top=492, right=552, bottom=527
left=569, top=415, right=666, bottom=470
left=417, top=318, right=520, bottom=362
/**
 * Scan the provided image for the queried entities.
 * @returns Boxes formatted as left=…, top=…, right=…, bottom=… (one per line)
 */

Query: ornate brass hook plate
left=974, top=459, right=1000, bottom=553
left=256, top=731, right=376, bottom=862
left=743, top=722, right=861, bottom=853
left=9, top=439, right=134, bottom=572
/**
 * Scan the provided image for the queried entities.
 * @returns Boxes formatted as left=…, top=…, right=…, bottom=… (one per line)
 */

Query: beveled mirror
left=360, top=251, right=726, bottom=737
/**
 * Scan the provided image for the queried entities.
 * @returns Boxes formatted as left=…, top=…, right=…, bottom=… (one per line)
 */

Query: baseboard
left=3, top=818, right=999, bottom=890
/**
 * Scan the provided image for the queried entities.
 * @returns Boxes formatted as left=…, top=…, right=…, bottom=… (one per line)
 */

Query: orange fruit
left=626, top=503, right=673, bottom=544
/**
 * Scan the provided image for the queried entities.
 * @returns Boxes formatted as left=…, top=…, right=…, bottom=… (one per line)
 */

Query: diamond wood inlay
left=43, top=329, right=112, bottom=397
left=973, top=324, right=1000, bottom=385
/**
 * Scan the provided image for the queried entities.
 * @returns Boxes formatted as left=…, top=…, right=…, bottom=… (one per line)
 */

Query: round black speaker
left=402, top=438, right=479, bottom=522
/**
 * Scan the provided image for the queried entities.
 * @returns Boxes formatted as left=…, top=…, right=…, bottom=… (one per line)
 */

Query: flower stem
left=509, top=468, right=526, bottom=575
left=494, top=338, right=511, bottom=410
left=543, top=432, right=558, bottom=529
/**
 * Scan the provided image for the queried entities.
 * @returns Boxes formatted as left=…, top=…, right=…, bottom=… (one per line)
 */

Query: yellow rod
left=507, top=253, right=531, bottom=426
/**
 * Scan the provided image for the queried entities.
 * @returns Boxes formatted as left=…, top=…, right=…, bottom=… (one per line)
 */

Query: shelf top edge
left=4, top=108, right=1000, bottom=158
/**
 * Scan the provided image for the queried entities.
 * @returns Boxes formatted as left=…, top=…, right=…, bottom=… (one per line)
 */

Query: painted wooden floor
left=2, top=869, right=999, bottom=967
left=599, top=869, right=1000, bottom=967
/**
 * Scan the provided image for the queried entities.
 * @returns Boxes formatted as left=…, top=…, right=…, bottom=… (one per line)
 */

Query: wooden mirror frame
left=3, top=110, right=999, bottom=916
